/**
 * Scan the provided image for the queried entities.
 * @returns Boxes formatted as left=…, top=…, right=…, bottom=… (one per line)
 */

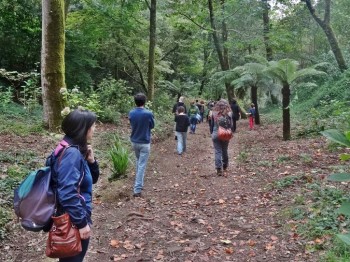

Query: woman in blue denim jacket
left=53, top=109, right=100, bottom=262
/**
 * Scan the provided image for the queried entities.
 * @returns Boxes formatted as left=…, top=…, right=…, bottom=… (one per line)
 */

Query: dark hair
left=177, top=106, right=185, bottom=113
left=61, top=109, right=97, bottom=155
left=134, top=93, right=146, bottom=107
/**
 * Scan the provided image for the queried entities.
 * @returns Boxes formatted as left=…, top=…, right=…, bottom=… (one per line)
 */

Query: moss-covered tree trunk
left=147, top=0, right=156, bottom=101
left=41, top=0, right=65, bottom=131
left=282, top=82, right=291, bottom=140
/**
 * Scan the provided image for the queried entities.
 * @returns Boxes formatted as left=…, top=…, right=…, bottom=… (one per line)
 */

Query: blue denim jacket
left=51, top=138, right=100, bottom=229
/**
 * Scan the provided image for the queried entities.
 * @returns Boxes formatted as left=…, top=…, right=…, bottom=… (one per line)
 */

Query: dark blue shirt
left=129, top=107, right=155, bottom=144
left=249, top=107, right=256, bottom=117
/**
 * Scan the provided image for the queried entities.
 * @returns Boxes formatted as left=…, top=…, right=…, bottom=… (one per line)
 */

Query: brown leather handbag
left=45, top=213, right=82, bottom=258
left=217, top=126, right=233, bottom=141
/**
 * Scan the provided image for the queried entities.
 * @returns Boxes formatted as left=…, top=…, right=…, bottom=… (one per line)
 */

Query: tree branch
left=122, top=48, right=147, bottom=92
left=160, top=44, right=179, bottom=61
left=144, top=0, right=150, bottom=10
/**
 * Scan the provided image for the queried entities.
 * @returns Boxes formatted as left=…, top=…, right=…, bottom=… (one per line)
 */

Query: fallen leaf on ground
left=110, top=239, right=120, bottom=248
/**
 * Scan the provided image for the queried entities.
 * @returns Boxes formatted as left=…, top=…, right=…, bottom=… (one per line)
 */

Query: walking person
left=172, top=96, right=186, bottom=140
left=188, top=101, right=199, bottom=134
left=230, top=98, right=241, bottom=133
left=129, top=93, right=155, bottom=197
left=172, top=96, right=187, bottom=115
left=246, top=103, right=256, bottom=130
left=210, top=99, right=233, bottom=176
left=52, top=109, right=100, bottom=262
left=174, top=106, right=190, bottom=155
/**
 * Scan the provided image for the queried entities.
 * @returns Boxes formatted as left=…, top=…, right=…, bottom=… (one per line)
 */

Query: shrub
left=108, top=136, right=131, bottom=181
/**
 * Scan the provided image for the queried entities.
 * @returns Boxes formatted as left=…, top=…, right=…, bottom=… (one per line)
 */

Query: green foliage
left=96, top=78, right=134, bottom=123
left=323, top=238, right=350, bottom=262
left=237, top=151, right=249, bottom=163
left=274, top=175, right=299, bottom=189
left=277, top=154, right=291, bottom=163
left=0, top=103, right=44, bottom=135
left=0, top=86, right=13, bottom=107
left=109, top=136, right=131, bottom=181
left=60, top=86, right=103, bottom=117
left=19, top=72, right=41, bottom=112
left=0, top=0, right=41, bottom=72
left=321, top=126, right=350, bottom=245
left=295, top=70, right=350, bottom=117
left=321, top=130, right=350, bottom=147
left=0, top=207, right=11, bottom=240
left=298, top=185, right=349, bottom=239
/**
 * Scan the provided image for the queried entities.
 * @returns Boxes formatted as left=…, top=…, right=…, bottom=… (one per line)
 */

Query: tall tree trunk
left=208, top=0, right=234, bottom=101
left=302, top=0, right=347, bottom=72
left=262, top=0, right=273, bottom=61
left=251, top=85, right=260, bottom=125
left=199, top=36, right=211, bottom=95
left=282, top=83, right=291, bottom=140
left=42, top=0, right=65, bottom=131
left=147, top=0, right=156, bottom=101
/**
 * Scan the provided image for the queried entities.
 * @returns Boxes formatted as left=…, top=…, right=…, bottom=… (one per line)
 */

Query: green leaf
left=337, top=202, right=350, bottom=216
left=321, top=129, right=350, bottom=147
left=340, top=153, right=350, bottom=161
left=327, top=173, right=350, bottom=182
left=337, top=234, right=350, bottom=245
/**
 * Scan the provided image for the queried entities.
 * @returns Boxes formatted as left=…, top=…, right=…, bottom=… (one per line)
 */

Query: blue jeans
left=190, top=116, right=197, bottom=133
left=132, top=142, right=150, bottom=194
left=212, top=136, right=229, bottom=169
left=176, top=131, right=187, bottom=154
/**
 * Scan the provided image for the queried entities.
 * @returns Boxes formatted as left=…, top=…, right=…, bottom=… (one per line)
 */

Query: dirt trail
left=2, top=119, right=333, bottom=261
left=85, top=120, right=321, bottom=262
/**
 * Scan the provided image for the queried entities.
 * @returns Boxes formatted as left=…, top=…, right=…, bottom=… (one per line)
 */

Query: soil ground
left=0, top=118, right=342, bottom=262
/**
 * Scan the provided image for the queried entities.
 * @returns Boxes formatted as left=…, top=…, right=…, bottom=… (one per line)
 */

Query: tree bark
left=147, top=0, right=156, bottom=101
left=282, top=83, right=291, bottom=140
left=208, top=0, right=234, bottom=101
left=301, top=0, right=347, bottom=72
left=41, top=0, right=66, bottom=131
left=262, top=0, right=273, bottom=61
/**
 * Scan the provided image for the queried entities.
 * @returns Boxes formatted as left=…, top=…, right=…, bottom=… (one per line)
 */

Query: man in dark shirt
left=174, top=106, right=190, bottom=155
left=173, top=96, right=186, bottom=140
left=230, top=99, right=241, bottom=132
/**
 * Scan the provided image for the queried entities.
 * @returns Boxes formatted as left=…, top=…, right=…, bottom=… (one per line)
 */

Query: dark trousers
left=231, top=118, right=237, bottom=132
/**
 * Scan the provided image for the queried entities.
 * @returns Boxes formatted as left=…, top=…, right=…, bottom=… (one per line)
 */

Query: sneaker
left=216, top=169, right=222, bottom=176
left=133, top=192, right=142, bottom=198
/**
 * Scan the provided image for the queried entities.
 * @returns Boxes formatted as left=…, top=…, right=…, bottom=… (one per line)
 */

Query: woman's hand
left=79, top=224, right=91, bottom=239
left=86, top=145, right=95, bottom=163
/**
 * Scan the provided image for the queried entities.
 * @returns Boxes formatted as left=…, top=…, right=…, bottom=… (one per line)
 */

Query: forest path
left=3, top=118, right=332, bottom=262
left=85, top=120, right=322, bottom=262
